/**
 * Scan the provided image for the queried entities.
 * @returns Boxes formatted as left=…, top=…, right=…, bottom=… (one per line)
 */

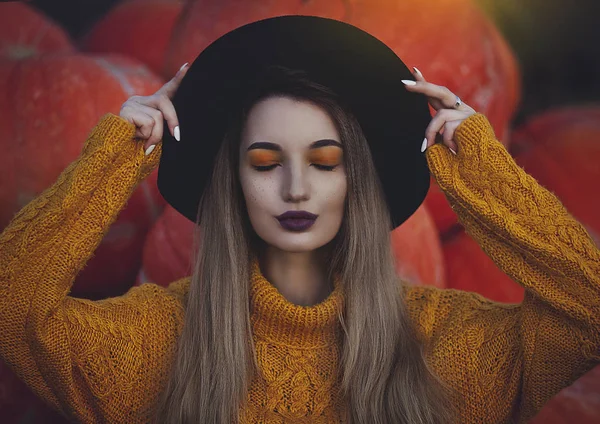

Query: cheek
left=240, top=176, right=277, bottom=214
left=322, top=176, right=347, bottom=208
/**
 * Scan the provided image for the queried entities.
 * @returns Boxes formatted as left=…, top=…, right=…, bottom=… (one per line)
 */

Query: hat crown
left=158, top=15, right=431, bottom=229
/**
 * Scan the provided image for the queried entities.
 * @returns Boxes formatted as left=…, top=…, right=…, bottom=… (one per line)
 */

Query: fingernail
left=421, top=137, right=428, bottom=152
left=402, top=80, right=417, bottom=86
left=413, top=67, right=423, bottom=77
left=179, top=62, right=189, bottom=72
left=449, top=147, right=457, bottom=155
left=174, top=125, right=180, bottom=141
left=145, top=144, right=156, bottom=156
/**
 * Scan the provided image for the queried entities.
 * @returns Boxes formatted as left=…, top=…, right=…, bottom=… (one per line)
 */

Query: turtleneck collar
left=249, top=255, right=344, bottom=348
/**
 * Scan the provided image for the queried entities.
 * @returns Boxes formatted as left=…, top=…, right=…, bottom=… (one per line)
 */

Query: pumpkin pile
left=1, top=1, right=598, bottom=423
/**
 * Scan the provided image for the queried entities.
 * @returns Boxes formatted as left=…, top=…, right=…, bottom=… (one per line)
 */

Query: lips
left=276, top=211, right=318, bottom=232
left=276, top=210, right=318, bottom=221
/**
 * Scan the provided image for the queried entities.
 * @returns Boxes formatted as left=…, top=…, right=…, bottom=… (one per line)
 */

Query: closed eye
left=313, top=164, right=338, bottom=171
left=252, top=164, right=338, bottom=172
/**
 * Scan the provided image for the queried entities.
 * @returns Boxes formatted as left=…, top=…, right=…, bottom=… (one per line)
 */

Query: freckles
left=249, top=180, right=275, bottom=203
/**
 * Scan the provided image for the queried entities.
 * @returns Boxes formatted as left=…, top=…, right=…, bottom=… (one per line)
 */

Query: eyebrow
left=246, top=139, right=343, bottom=151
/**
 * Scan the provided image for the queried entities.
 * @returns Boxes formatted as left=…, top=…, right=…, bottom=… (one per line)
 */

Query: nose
left=282, top=160, right=309, bottom=202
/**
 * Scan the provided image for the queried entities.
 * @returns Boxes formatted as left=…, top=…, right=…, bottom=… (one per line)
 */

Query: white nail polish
left=402, top=79, right=417, bottom=86
left=421, top=138, right=428, bottom=152
left=174, top=126, right=180, bottom=141
left=145, top=144, right=156, bottom=156
left=413, top=67, right=423, bottom=77
left=179, top=62, right=189, bottom=72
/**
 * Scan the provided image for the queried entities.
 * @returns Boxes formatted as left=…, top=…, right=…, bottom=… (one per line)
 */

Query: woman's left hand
left=402, top=67, right=477, bottom=154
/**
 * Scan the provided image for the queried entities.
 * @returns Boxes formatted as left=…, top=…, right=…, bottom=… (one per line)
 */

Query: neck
left=258, top=246, right=333, bottom=306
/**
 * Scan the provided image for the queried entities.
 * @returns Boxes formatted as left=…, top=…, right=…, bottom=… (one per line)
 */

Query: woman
left=0, top=15, right=598, bottom=424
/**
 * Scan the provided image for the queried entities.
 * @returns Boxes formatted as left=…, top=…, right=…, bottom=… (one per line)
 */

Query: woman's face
left=239, top=95, right=347, bottom=253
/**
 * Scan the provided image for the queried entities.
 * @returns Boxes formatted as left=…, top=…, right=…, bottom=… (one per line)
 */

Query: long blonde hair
left=152, top=66, right=457, bottom=423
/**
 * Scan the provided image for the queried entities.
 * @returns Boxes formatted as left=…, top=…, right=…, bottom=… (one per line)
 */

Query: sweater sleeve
left=0, top=114, right=174, bottom=422
left=424, top=113, right=600, bottom=423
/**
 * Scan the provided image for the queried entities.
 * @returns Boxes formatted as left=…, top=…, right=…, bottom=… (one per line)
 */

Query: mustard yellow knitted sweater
left=0, top=113, right=599, bottom=423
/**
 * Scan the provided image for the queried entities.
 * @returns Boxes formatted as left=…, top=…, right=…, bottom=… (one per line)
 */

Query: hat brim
left=158, top=15, right=432, bottom=229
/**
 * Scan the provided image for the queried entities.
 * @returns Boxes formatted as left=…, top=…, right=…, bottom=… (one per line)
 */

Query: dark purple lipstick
left=276, top=210, right=318, bottom=231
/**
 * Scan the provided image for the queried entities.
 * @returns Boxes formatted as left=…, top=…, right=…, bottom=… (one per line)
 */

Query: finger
left=409, top=68, right=449, bottom=111
left=402, top=79, right=445, bottom=111
left=157, top=62, right=189, bottom=100
left=136, top=103, right=165, bottom=149
left=412, top=66, right=425, bottom=82
left=442, top=119, right=461, bottom=153
left=145, top=93, right=179, bottom=139
left=127, top=110, right=155, bottom=140
left=424, top=109, right=466, bottom=150
left=403, top=80, right=458, bottom=111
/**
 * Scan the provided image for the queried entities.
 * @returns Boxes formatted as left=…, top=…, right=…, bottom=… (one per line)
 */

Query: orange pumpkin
left=442, top=227, right=525, bottom=303
left=81, top=0, right=184, bottom=76
left=391, top=204, right=446, bottom=288
left=163, top=0, right=520, bottom=237
left=0, top=54, right=166, bottom=299
left=511, top=106, right=600, bottom=247
left=0, top=2, right=74, bottom=59
left=136, top=205, right=194, bottom=286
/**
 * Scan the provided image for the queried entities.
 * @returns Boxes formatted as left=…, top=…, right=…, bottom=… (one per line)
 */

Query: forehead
left=241, top=95, right=340, bottom=147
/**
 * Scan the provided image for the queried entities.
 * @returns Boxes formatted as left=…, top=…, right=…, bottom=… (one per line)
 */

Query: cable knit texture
left=243, top=260, right=344, bottom=423
left=0, top=112, right=599, bottom=423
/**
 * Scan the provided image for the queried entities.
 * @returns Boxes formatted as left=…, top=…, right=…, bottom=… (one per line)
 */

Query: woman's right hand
left=119, top=63, right=189, bottom=155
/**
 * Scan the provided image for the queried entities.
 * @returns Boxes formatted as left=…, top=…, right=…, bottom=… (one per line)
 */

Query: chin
left=265, top=235, right=328, bottom=253
left=276, top=239, right=320, bottom=252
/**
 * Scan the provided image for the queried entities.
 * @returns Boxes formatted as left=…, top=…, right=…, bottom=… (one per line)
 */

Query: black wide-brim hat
left=158, top=15, right=432, bottom=229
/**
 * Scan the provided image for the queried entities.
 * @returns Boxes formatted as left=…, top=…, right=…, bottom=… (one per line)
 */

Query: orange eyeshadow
left=309, top=146, right=343, bottom=165
left=248, top=150, right=280, bottom=165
